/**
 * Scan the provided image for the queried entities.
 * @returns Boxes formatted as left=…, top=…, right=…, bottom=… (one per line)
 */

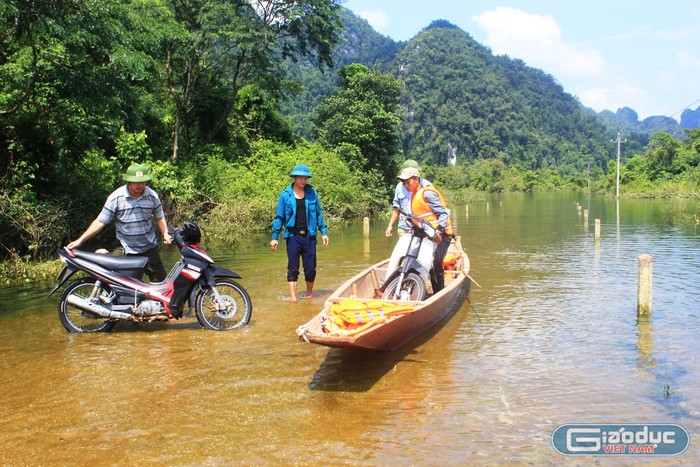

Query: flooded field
left=1, top=193, right=699, bottom=464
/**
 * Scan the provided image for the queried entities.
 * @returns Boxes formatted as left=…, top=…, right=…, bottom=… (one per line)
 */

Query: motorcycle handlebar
left=397, top=208, right=441, bottom=238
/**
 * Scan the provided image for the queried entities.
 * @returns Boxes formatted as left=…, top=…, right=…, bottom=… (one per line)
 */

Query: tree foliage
left=395, top=22, right=611, bottom=172
left=313, top=63, right=404, bottom=183
left=279, top=7, right=401, bottom=138
left=158, top=0, right=342, bottom=162
left=617, top=129, right=700, bottom=195
left=282, top=15, right=619, bottom=182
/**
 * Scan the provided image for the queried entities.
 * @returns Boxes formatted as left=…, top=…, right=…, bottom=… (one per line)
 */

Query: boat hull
left=297, top=237, right=470, bottom=351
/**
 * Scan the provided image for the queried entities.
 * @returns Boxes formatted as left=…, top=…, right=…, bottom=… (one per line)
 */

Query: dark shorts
left=113, top=245, right=167, bottom=283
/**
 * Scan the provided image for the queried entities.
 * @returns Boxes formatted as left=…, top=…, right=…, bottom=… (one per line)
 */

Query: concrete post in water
left=486, top=202, right=490, bottom=213
left=583, top=209, right=589, bottom=224
left=595, top=219, right=601, bottom=241
left=465, top=204, right=469, bottom=218
left=363, top=217, right=370, bottom=238
left=637, top=254, right=653, bottom=317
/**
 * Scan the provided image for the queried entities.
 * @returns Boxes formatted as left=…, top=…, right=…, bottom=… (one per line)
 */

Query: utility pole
left=587, top=159, right=591, bottom=192
left=611, top=132, right=626, bottom=198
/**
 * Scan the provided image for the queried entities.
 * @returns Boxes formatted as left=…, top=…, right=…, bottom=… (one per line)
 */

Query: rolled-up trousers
left=286, top=235, right=317, bottom=283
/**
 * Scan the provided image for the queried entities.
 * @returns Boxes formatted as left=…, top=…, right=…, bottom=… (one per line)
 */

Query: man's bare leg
left=288, top=281, right=298, bottom=303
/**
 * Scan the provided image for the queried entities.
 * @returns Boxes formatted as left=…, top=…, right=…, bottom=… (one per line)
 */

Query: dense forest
left=1, top=2, right=699, bottom=273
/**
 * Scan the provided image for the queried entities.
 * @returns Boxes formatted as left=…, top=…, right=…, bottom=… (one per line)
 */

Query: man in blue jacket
left=270, top=164, right=329, bottom=303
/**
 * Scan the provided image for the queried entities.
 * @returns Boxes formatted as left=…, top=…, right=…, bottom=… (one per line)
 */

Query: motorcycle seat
left=72, top=249, right=149, bottom=271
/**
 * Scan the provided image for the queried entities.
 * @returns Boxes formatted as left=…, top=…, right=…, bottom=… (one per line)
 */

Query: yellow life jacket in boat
left=411, top=186, right=454, bottom=235
left=322, top=298, right=414, bottom=335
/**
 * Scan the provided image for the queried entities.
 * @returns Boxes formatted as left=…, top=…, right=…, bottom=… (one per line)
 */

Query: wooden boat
left=296, top=236, right=470, bottom=351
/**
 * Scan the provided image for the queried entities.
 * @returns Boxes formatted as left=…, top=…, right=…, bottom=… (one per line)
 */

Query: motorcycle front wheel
left=195, top=278, right=252, bottom=330
left=381, top=272, right=428, bottom=301
left=58, top=278, right=116, bottom=333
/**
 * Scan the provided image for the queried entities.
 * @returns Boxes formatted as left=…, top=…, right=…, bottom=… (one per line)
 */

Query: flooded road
left=1, top=193, right=699, bottom=464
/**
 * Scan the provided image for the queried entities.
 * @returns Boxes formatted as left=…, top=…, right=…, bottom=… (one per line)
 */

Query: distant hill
left=281, top=9, right=693, bottom=170
left=680, top=107, right=700, bottom=129
left=393, top=20, right=610, bottom=169
left=594, top=106, right=690, bottom=139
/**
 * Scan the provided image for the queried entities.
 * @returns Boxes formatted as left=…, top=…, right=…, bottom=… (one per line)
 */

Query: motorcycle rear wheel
left=58, top=278, right=116, bottom=333
left=381, top=272, right=428, bottom=301
left=195, top=278, right=252, bottom=330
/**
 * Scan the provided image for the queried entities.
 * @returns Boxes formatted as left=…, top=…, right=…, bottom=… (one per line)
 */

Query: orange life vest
left=442, top=253, right=461, bottom=270
left=322, top=298, right=414, bottom=336
left=411, top=186, right=454, bottom=235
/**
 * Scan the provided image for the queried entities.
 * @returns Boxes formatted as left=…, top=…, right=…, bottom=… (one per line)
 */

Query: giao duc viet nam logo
left=552, top=424, right=689, bottom=456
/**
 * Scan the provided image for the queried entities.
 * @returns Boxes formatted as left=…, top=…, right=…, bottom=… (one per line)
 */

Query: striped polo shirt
left=97, top=185, right=165, bottom=254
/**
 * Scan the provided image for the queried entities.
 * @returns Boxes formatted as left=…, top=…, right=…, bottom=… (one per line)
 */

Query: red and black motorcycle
left=48, top=222, right=252, bottom=333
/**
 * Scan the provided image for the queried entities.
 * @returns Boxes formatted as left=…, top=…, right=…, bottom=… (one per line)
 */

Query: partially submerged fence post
left=637, top=254, right=653, bottom=317
left=595, top=219, right=601, bottom=241
left=363, top=217, right=370, bottom=238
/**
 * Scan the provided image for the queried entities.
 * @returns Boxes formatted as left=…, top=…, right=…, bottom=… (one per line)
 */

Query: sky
left=342, top=0, right=700, bottom=122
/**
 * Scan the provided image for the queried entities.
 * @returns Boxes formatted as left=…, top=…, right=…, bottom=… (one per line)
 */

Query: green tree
left=0, top=0, right=168, bottom=186
left=392, top=21, right=612, bottom=174
left=644, top=132, right=680, bottom=180
left=313, top=63, right=404, bottom=183
left=162, top=0, right=342, bottom=162
left=234, top=85, right=294, bottom=144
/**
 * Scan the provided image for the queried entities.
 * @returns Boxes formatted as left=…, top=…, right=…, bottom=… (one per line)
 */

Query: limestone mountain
left=282, top=10, right=692, bottom=171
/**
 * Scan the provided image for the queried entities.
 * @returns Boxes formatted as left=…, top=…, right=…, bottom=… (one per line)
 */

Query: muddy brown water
left=1, top=193, right=699, bottom=464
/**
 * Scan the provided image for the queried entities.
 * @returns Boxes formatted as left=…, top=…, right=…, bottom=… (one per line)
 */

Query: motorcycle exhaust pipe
left=65, top=295, right=132, bottom=320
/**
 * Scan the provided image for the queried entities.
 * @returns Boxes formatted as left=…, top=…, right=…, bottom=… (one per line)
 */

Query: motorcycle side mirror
left=171, top=227, right=187, bottom=249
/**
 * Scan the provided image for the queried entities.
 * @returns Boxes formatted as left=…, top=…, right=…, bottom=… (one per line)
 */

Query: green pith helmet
left=402, top=159, right=421, bottom=170
left=123, top=163, right=152, bottom=182
left=290, top=164, right=312, bottom=178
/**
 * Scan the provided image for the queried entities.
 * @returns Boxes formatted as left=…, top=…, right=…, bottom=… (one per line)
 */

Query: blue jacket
left=271, top=183, right=328, bottom=240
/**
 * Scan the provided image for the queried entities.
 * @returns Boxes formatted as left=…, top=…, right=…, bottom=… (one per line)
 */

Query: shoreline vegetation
left=3, top=185, right=698, bottom=286
left=3, top=129, right=700, bottom=285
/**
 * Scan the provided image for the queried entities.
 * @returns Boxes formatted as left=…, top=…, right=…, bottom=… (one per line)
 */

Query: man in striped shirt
left=67, top=163, right=172, bottom=282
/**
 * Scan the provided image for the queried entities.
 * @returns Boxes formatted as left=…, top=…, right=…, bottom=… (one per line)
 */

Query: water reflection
left=309, top=306, right=465, bottom=392
left=309, top=349, right=413, bottom=392
left=636, top=316, right=656, bottom=370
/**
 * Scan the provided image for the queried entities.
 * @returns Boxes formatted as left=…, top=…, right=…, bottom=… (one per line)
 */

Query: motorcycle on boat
left=48, top=222, right=252, bottom=333
left=380, top=209, right=445, bottom=302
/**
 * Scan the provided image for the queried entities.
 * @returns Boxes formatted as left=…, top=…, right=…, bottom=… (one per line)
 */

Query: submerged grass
left=0, top=255, right=64, bottom=286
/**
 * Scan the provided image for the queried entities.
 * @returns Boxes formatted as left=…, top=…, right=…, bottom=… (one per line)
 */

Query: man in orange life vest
left=396, top=167, right=454, bottom=292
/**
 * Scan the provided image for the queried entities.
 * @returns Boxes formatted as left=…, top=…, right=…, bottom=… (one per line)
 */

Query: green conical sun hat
left=123, top=163, right=152, bottom=182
